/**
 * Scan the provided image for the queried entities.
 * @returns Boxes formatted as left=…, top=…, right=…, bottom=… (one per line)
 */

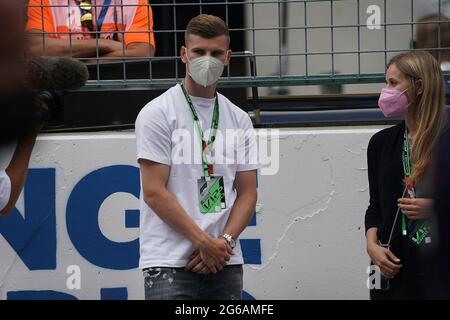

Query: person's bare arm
left=100, top=42, right=154, bottom=58
left=0, top=128, right=40, bottom=216
left=222, top=170, right=258, bottom=239
left=26, top=32, right=122, bottom=58
left=140, top=159, right=231, bottom=273
left=187, top=170, right=257, bottom=274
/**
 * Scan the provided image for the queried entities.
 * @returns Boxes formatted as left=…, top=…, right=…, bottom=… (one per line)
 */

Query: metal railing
left=26, top=0, right=450, bottom=93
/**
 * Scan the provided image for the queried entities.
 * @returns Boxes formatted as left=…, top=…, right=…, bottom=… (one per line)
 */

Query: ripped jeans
left=143, top=265, right=243, bottom=300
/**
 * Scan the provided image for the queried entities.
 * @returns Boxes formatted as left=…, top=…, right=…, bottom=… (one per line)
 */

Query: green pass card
left=408, top=221, right=431, bottom=246
left=197, top=176, right=226, bottom=213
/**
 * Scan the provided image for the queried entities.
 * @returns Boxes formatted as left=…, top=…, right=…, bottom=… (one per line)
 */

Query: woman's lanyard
left=77, top=0, right=112, bottom=33
left=181, top=83, right=219, bottom=180
left=401, top=129, right=414, bottom=236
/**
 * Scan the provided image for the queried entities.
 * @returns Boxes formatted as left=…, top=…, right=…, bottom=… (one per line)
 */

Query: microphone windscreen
left=26, top=56, right=89, bottom=91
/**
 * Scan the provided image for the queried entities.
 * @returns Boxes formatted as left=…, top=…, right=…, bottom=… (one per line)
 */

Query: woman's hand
left=398, top=198, right=433, bottom=220
left=367, top=243, right=402, bottom=279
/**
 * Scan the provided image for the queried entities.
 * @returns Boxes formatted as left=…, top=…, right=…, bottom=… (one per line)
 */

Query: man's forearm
left=222, top=192, right=257, bottom=240
left=27, top=35, right=112, bottom=58
left=101, top=43, right=154, bottom=58
left=80, top=44, right=154, bottom=63
left=144, top=189, right=209, bottom=247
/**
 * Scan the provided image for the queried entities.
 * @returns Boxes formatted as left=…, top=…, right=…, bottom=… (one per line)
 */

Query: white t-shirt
left=0, top=170, right=11, bottom=212
left=135, top=84, right=259, bottom=269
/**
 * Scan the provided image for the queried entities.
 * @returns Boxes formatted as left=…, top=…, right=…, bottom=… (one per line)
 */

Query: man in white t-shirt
left=135, top=14, right=259, bottom=300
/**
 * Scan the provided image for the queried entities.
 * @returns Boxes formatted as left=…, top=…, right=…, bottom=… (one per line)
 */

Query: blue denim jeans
left=143, top=265, right=243, bottom=300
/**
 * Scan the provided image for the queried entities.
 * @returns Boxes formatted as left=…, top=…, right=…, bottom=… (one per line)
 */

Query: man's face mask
left=185, top=51, right=225, bottom=87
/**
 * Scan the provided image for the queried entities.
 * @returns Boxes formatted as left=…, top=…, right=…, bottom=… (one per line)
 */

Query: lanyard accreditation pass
left=180, top=82, right=219, bottom=180
left=402, top=129, right=431, bottom=245
left=402, top=129, right=413, bottom=236
left=180, top=83, right=226, bottom=214
left=77, top=0, right=112, bottom=33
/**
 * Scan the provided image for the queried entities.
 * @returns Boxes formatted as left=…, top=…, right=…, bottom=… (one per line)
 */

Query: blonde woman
left=365, top=51, right=448, bottom=299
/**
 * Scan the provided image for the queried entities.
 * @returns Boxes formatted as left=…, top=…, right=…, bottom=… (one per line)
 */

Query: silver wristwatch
left=222, top=233, right=236, bottom=249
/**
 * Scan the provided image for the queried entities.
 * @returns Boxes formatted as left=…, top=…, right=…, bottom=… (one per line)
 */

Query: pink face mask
left=378, top=88, right=409, bottom=117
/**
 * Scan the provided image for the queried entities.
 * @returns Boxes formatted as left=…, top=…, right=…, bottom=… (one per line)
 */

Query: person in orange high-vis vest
left=26, top=0, right=155, bottom=59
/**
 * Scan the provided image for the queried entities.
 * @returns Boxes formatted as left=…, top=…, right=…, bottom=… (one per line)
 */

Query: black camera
left=0, top=89, right=65, bottom=146
left=34, top=90, right=65, bottom=127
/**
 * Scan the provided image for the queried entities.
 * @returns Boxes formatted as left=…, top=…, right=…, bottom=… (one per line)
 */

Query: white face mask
left=186, top=53, right=225, bottom=87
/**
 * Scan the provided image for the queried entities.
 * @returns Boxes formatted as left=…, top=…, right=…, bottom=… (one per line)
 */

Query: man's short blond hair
left=185, top=14, right=230, bottom=44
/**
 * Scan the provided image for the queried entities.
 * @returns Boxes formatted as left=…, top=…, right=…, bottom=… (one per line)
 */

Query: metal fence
left=26, top=0, right=450, bottom=94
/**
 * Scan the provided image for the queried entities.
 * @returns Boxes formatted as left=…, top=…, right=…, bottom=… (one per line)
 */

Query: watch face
left=223, top=234, right=236, bottom=248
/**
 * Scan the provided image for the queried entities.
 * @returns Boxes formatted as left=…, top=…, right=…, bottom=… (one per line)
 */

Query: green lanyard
left=180, top=82, right=219, bottom=180
left=401, top=129, right=413, bottom=236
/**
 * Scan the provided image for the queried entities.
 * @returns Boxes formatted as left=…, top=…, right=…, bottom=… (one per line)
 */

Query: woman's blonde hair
left=387, top=51, right=448, bottom=186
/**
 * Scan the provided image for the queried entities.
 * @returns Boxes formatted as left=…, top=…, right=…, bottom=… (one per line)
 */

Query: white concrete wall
left=0, top=126, right=388, bottom=300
